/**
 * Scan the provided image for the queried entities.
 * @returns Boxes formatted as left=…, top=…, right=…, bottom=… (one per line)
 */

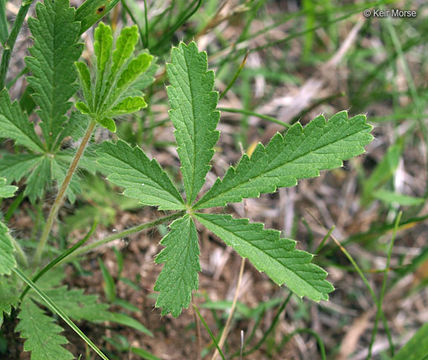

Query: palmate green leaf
left=96, top=140, right=184, bottom=210
left=17, top=299, right=74, bottom=360
left=26, top=0, right=83, bottom=150
left=0, top=177, right=18, bottom=198
left=24, top=156, right=51, bottom=203
left=154, top=215, right=200, bottom=317
left=0, top=154, right=42, bottom=183
left=195, top=111, right=373, bottom=209
left=167, top=42, right=220, bottom=204
left=0, top=90, right=44, bottom=153
left=195, top=213, right=334, bottom=301
left=0, top=221, right=16, bottom=276
left=0, top=277, right=19, bottom=327
left=76, top=23, right=153, bottom=132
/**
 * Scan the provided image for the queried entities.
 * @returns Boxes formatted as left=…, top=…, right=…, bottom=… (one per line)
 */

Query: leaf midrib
left=101, top=144, right=183, bottom=206
left=196, top=119, right=369, bottom=207
left=196, top=214, right=325, bottom=297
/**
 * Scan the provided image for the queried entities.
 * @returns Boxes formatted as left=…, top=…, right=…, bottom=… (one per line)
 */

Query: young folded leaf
left=17, top=299, right=74, bottom=360
left=195, top=112, right=373, bottom=209
left=96, top=140, right=184, bottom=210
left=0, top=221, right=17, bottom=276
left=195, top=213, right=333, bottom=301
left=154, top=215, right=200, bottom=317
left=167, top=42, right=220, bottom=204
left=75, top=23, right=154, bottom=132
left=26, top=0, right=83, bottom=151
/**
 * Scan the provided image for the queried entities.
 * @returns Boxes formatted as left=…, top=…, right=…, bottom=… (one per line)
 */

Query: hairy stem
left=34, top=119, right=97, bottom=265
left=61, top=211, right=185, bottom=262
left=0, top=0, right=35, bottom=88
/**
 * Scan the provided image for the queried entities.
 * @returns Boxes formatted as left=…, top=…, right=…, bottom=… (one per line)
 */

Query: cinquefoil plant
left=0, top=0, right=155, bottom=358
left=97, top=41, right=374, bottom=317
left=0, top=1, right=373, bottom=358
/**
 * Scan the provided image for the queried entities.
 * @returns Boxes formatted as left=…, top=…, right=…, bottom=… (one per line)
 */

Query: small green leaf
left=98, top=117, right=116, bottom=132
left=0, top=221, right=17, bottom=276
left=117, top=52, right=153, bottom=90
left=94, top=21, right=112, bottom=75
left=131, top=347, right=161, bottom=360
left=167, top=41, right=220, bottom=204
left=76, top=101, right=91, bottom=114
left=195, top=112, right=373, bottom=209
left=154, top=215, right=200, bottom=317
left=111, top=25, right=139, bottom=75
left=362, top=141, right=403, bottom=204
left=109, top=96, right=147, bottom=115
left=373, top=189, right=425, bottom=206
left=0, top=89, right=44, bottom=153
left=195, top=213, right=334, bottom=301
left=94, top=22, right=113, bottom=107
left=17, top=299, right=74, bottom=360
left=75, top=61, right=93, bottom=109
left=96, top=140, right=184, bottom=210
left=102, top=312, right=153, bottom=337
left=0, top=178, right=18, bottom=198
left=26, top=0, right=83, bottom=150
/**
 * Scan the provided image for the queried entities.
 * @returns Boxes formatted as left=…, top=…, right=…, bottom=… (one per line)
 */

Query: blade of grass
left=0, top=0, right=36, bottom=88
left=218, top=107, right=290, bottom=128
left=20, top=220, right=98, bottom=300
left=193, top=304, right=226, bottom=360
left=151, top=0, right=202, bottom=52
left=219, top=52, right=248, bottom=100
left=368, top=211, right=402, bottom=358
left=306, top=210, right=394, bottom=356
left=0, top=0, right=7, bottom=45
left=63, top=211, right=185, bottom=262
left=13, top=267, right=110, bottom=360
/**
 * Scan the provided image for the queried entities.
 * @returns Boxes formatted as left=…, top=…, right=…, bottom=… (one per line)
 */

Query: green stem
left=13, top=268, right=110, bottom=360
left=21, top=221, right=98, bottom=301
left=62, top=211, right=185, bottom=262
left=218, top=107, right=290, bottom=128
left=11, top=236, right=29, bottom=268
left=0, top=0, right=35, bottom=88
left=34, top=119, right=97, bottom=265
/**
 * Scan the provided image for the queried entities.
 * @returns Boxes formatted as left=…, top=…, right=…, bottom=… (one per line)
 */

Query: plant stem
left=0, top=0, right=35, bottom=88
left=62, top=211, right=185, bottom=262
left=34, top=119, right=97, bottom=265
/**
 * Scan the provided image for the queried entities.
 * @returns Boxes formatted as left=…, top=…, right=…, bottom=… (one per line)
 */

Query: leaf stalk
left=34, top=119, right=97, bottom=265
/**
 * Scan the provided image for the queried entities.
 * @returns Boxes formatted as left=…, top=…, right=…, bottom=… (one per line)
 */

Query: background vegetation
left=1, top=0, right=427, bottom=359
